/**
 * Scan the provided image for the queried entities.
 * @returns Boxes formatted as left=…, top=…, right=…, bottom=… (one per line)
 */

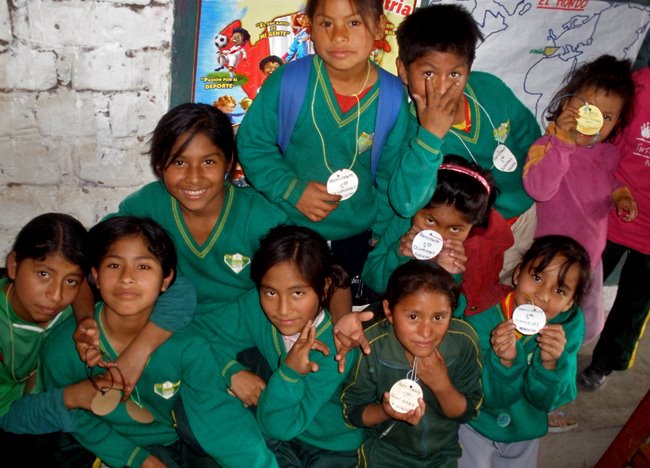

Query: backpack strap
left=370, top=66, right=404, bottom=183
left=278, top=56, right=313, bottom=153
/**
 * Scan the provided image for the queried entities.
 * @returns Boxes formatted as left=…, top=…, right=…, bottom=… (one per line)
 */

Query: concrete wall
left=0, top=0, right=173, bottom=258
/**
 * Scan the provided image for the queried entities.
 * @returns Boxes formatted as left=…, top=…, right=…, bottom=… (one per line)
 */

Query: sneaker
left=578, top=364, right=609, bottom=391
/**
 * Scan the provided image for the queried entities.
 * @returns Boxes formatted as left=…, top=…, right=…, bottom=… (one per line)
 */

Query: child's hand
left=555, top=105, right=580, bottom=137
left=418, top=348, right=451, bottom=393
left=537, top=324, right=566, bottom=370
left=74, top=317, right=101, bottom=367
left=397, top=226, right=419, bottom=257
left=285, top=320, right=330, bottom=375
left=413, top=76, right=463, bottom=139
left=334, top=311, right=374, bottom=373
left=296, top=182, right=341, bottom=222
left=490, top=320, right=518, bottom=366
left=63, top=376, right=123, bottom=410
left=615, top=195, right=638, bottom=222
left=381, top=391, right=426, bottom=426
left=435, top=239, right=467, bottom=275
left=229, top=370, right=267, bottom=407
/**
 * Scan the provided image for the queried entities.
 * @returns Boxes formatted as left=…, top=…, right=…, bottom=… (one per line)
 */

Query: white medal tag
left=389, top=379, right=423, bottom=413
left=412, top=230, right=444, bottom=260
left=327, top=169, right=358, bottom=200
left=576, top=104, right=603, bottom=136
left=512, top=303, right=546, bottom=335
left=493, top=144, right=517, bottom=172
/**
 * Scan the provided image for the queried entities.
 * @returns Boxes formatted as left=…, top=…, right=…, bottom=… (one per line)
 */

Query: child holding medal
left=523, top=55, right=637, bottom=344
left=236, top=0, right=411, bottom=293
left=341, top=260, right=482, bottom=467
left=459, top=235, right=591, bottom=467
left=196, top=224, right=364, bottom=466
left=42, top=216, right=276, bottom=468
left=363, top=154, right=512, bottom=316
left=391, top=4, right=541, bottom=283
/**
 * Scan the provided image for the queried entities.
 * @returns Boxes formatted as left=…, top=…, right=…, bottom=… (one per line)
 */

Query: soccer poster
left=191, top=0, right=415, bottom=127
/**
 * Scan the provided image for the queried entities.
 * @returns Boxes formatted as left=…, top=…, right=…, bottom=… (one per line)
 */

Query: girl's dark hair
left=427, top=154, right=498, bottom=227
left=148, top=103, right=237, bottom=180
left=519, top=235, right=591, bottom=305
left=251, top=224, right=349, bottom=307
left=397, top=4, right=483, bottom=67
left=384, top=260, right=460, bottom=311
left=306, top=0, right=383, bottom=30
left=546, top=55, right=635, bottom=140
left=10, top=213, right=88, bottom=274
left=87, top=216, right=177, bottom=286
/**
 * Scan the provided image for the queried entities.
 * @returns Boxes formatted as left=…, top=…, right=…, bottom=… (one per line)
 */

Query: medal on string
left=313, top=60, right=371, bottom=201
left=576, top=103, right=603, bottom=136
left=90, top=388, right=122, bottom=416
left=327, top=169, right=359, bottom=200
left=411, top=230, right=444, bottom=260
left=389, top=357, right=423, bottom=413
left=512, top=302, right=546, bottom=335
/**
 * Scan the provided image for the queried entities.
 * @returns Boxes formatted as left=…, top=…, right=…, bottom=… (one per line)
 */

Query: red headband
left=439, top=163, right=491, bottom=195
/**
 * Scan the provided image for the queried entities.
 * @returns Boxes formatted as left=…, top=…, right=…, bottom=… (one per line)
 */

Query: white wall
left=0, top=0, right=173, bottom=258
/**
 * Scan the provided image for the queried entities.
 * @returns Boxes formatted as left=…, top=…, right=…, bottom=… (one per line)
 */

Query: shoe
left=547, top=409, right=578, bottom=433
left=578, top=364, right=609, bottom=391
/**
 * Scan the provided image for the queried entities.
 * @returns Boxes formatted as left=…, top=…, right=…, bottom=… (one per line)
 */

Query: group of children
left=1, top=0, right=647, bottom=467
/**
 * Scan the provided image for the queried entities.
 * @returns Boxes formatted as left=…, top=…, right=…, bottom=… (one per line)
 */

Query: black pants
left=591, top=240, right=650, bottom=371
left=330, top=230, right=381, bottom=306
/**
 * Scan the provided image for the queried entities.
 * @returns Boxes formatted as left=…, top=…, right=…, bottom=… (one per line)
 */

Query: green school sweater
left=114, top=181, right=287, bottom=314
left=415, top=71, right=540, bottom=220
left=237, top=55, right=413, bottom=240
left=464, top=296, right=584, bottom=442
left=0, top=278, right=71, bottom=415
left=42, top=305, right=277, bottom=468
left=195, top=289, right=364, bottom=452
left=341, top=318, right=483, bottom=467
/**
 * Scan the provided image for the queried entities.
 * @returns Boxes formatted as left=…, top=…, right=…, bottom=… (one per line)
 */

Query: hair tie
left=439, top=163, right=491, bottom=195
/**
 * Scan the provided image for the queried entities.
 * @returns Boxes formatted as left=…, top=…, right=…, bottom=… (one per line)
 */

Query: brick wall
left=0, top=0, right=173, bottom=257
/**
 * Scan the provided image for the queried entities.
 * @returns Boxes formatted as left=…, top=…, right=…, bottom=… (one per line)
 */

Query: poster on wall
left=192, top=0, right=649, bottom=131
left=191, top=0, right=414, bottom=128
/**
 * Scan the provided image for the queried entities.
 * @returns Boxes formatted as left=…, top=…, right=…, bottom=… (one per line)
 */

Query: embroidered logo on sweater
left=224, top=253, right=251, bottom=273
left=493, top=120, right=510, bottom=143
left=358, top=131, right=373, bottom=153
left=154, top=380, right=180, bottom=399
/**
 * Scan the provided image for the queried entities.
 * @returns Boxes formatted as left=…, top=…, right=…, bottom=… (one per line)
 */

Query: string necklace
left=4, top=283, right=39, bottom=383
left=448, top=91, right=500, bottom=169
left=311, top=59, right=371, bottom=174
left=98, top=307, right=153, bottom=422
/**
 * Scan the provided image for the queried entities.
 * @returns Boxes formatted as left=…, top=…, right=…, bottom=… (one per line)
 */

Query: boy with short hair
left=389, top=4, right=541, bottom=285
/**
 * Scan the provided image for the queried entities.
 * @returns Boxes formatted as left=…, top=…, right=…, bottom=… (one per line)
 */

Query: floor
left=538, top=286, right=650, bottom=467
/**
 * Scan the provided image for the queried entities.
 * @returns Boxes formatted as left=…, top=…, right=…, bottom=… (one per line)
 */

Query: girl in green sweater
left=43, top=216, right=276, bottom=468
left=197, top=224, right=364, bottom=467
left=460, top=235, right=591, bottom=467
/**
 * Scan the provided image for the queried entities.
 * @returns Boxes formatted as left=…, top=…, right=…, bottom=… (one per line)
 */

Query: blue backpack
left=277, top=56, right=404, bottom=184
